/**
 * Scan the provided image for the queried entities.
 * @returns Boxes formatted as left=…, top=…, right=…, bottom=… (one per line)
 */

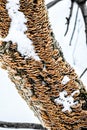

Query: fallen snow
left=1, top=0, right=40, bottom=60
left=54, top=90, right=79, bottom=112
left=61, top=76, right=70, bottom=85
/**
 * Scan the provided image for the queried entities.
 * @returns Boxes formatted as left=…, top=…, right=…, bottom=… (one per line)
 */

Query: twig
left=64, top=1, right=74, bottom=36
left=79, top=2, right=87, bottom=44
left=0, top=121, right=47, bottom=130
left=72, top=20, right=82, bottom=65
left=47, top=0, right=62, bottom=9
left=69, top=5, right=79, bottom=46
left=80, top=68, right=87, bottom=78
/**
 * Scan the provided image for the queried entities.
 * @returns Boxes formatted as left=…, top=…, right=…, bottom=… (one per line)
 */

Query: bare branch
left=47, top=0, right=62, bottom=9
left=75, top=0, right=86, bottom=5
left=0, top=121, right=47, bottom=130
left=64, top=1, right=74, bottom=36
left=80, top=68, right=87, bottom=78
left=69, top=6, right=79, bottom=45
left=79, top=2, right=87, bottom=44
left=72, top=21, right=82, bottom=64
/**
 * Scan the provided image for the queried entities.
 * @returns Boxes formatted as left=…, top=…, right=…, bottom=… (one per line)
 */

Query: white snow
left=54, top=90, right=79, bottom=112
left=71, top=90, right=80, bottom=96
left=61, top=76, right=70, bottom=85
left=0, top=37, right=4, bottom=41
left=1, top=0, right=40, bottom=60
left=86, top=1, right=87, bottom=6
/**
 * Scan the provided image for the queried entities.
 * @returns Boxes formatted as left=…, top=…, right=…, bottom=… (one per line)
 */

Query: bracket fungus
left=0, top=0, right=87, bottom=130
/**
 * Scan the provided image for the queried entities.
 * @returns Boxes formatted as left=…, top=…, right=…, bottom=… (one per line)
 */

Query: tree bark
left=0, top=121, right=47, bottom=130
left=0, top=0, right=87, bottom=130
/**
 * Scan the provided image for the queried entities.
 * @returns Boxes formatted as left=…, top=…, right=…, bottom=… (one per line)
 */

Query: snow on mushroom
left=1, top=0, right=40, bottom=61
left=61, top=75, right=70, bottom=85
left=54, top=90, right=79, bottom=112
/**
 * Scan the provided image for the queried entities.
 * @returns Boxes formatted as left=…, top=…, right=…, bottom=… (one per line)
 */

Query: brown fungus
left=0, top=0, right=87, bottom=130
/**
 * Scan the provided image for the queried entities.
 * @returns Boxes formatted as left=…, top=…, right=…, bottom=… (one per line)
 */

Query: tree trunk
left=0, top=0, right=87, bottom=130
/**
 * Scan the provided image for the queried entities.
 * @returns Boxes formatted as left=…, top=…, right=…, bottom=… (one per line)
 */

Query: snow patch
left=0, top=37, right=4, bottom=41
left=1, top=0, right=40, bottom=60
left=54, top=90, right=79, bottom=112
left=61, top=76, right=70, bottom=85
left=42, top=81, right=46, bottom=85
left=86, top=1, right=87, bottom=6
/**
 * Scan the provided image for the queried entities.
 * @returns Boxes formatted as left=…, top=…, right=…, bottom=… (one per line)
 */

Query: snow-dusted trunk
left=0, top=0, right=87, bottom=130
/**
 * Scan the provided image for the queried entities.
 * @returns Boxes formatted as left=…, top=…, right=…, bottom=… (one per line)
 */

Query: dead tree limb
left=75, top=0, right=87, bottom=44
left=47, top=0, right=62, bottom=9
left=0, top=121, right=47, bottom=130
left=80, top=3, right=87, bottom=44
left=69, top=6, right=79, bottom=45
left=80, top=68, right=87, bottom=78
left=64, top=1, right=74, bottom=36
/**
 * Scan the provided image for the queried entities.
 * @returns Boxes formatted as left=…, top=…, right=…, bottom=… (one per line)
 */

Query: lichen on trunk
left=0, top=0, right=87, bottom=130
